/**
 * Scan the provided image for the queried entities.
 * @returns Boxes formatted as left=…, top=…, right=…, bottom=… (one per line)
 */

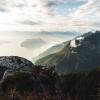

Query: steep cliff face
left=35, top=31, right=100, bottom=73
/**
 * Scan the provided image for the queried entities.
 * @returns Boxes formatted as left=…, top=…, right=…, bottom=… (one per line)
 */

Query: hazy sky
left=0, top=0, right=99, bottom=32
left=0, top=0, right=99, bottom=60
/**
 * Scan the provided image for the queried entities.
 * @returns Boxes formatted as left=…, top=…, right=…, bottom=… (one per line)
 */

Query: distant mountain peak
left=21, top=38, right=46, bottom=49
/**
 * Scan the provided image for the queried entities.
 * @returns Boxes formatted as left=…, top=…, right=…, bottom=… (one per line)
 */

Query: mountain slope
left=35, top=31, right=100, bottom=73
left=33, top=41, right=69, bottom=62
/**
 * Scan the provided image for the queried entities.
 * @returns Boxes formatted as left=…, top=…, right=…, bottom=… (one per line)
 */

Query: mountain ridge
left=33, top=41, right=69, bottom=62
left=35, top=31, right=100, bottom=73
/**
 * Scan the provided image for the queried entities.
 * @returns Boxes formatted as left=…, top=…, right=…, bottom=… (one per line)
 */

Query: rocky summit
left=0, top=56, right=34, bottom=80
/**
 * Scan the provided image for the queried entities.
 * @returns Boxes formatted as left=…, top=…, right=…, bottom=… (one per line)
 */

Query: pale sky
left=0, top=0, right=99, bottom=61
left=0, top=0, right=99, bottom=32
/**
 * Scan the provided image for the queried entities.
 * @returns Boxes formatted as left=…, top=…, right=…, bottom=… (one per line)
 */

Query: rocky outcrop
left=0, top=56, right=34, bottom=81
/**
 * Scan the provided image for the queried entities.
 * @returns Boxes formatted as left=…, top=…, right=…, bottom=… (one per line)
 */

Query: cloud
left=19, top=20, right=40, bottom=25
left=21, top=38, right=47, bottom=49
left=0, top=40, right=11, bottom=45
left=70, top=0, right=100, bottom=31
left=0, top=0, right=99, bottom=32
left=74, top=0, right=100, bottom=18
left=0, top=8, right=7, bottom=12
left=43, top=0, right=86, bottom=6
